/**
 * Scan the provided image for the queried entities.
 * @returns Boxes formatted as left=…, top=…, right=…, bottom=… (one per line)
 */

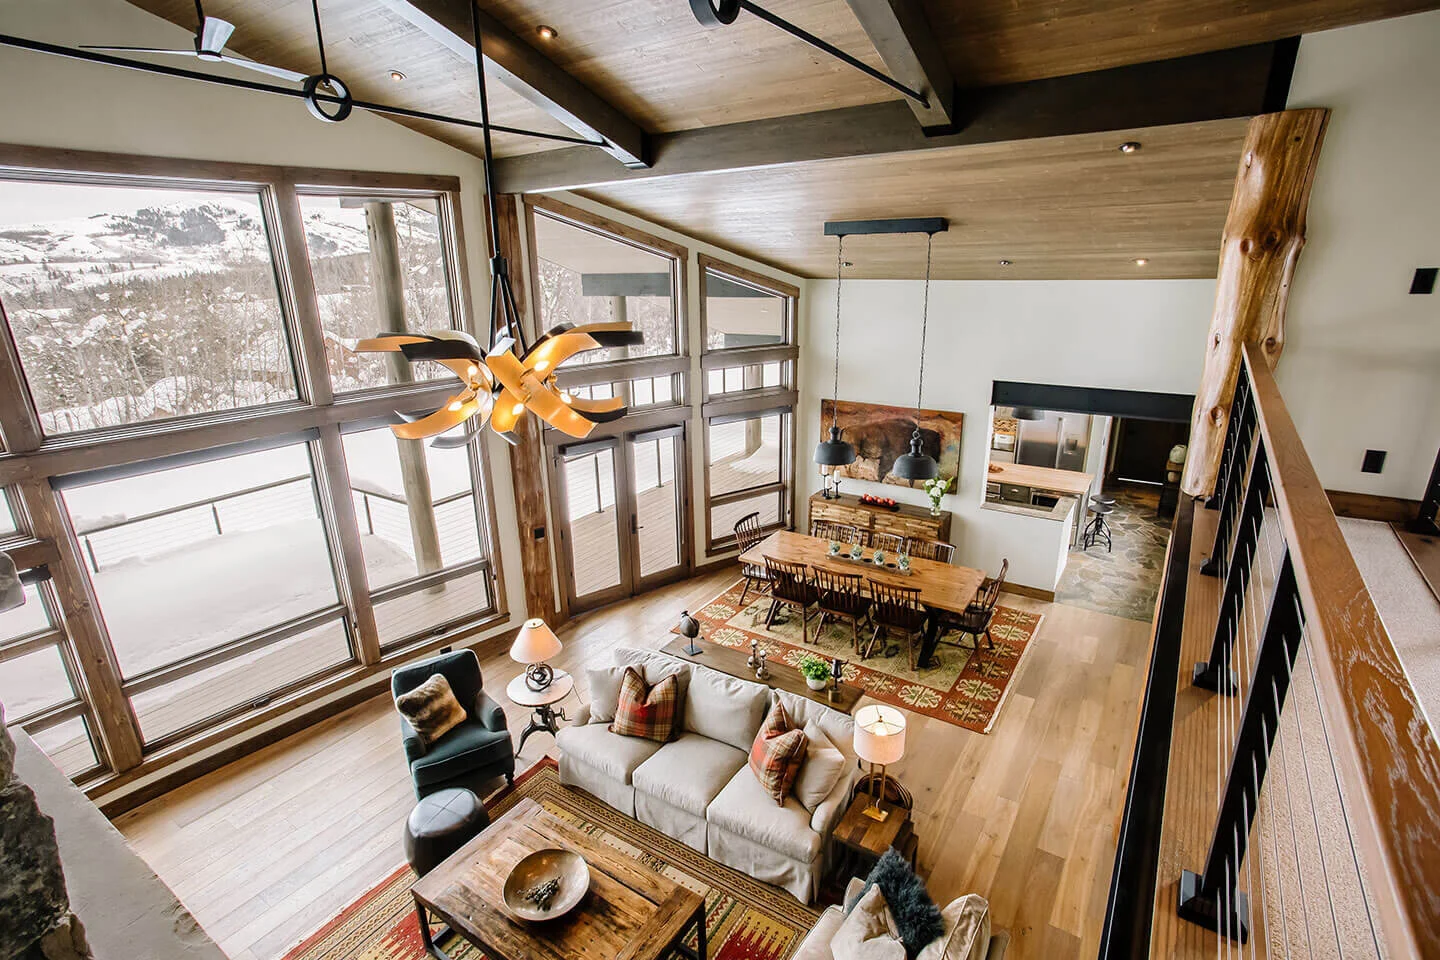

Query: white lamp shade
left=853, top=704, right=907, bottom=765
left=509, top=618, right=562, bottom=664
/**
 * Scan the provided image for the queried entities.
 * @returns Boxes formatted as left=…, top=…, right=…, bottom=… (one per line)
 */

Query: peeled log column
left=1182, top=109, right=1329, bottom=499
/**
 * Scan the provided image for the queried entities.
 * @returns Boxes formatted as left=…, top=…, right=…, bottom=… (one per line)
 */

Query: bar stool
left=1082, top=499, right=1114, bottom=552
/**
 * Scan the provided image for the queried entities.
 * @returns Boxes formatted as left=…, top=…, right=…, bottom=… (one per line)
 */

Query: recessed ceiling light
left=998, top=259, right=1012, bottom=266
left=1134, top=258, right=1149, bottom=266
left=389, top=70, right=406, bottom=82
left=536, top=24, right=558, bottom=40
left=1119, top=141, right=1141, bottom=154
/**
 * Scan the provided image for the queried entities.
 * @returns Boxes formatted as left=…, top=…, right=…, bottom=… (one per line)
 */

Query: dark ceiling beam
left=377, top=0, right=647, bottom=168
left=843, top=0, right=955, bottom=129
left=496, top=40, right=1292, bottom=194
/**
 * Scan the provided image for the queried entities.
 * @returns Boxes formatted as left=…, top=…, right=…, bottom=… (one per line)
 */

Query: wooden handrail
left=1242, top=341, right=1440, bottom=956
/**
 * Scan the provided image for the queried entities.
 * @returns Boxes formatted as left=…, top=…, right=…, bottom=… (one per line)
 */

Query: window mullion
left=271, top=181, right=334, bottom=408
left=15, top=480, right=143, bottom=772
left=313, top=424, right=380, bottom=664
left=0, top=300, right=42, bottom=453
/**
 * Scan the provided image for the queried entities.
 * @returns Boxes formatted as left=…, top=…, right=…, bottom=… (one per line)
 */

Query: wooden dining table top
left=740, top=530, right=987, bottom=615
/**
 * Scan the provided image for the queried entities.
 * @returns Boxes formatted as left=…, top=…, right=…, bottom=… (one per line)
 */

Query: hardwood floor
left=115, top=565, right=1157, bottom=960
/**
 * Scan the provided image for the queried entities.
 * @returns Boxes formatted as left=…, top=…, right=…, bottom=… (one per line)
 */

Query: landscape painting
left=820, top=399, right=964, bottom=488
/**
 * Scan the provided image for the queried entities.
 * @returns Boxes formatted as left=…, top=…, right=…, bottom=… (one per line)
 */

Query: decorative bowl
left=503, top=848, right=590, bottom=921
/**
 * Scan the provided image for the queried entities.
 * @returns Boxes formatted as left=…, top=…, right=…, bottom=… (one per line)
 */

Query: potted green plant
left=798, top=655, right=832, bottom=691
left=923, top=475, right=952, bottom=516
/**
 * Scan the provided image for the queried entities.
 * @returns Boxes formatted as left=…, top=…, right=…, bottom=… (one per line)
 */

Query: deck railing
left=1103, top=342, right=1440, bottom=959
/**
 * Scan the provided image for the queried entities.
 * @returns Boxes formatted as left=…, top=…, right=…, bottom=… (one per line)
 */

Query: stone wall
left=0, top=707, right=92, bottom=960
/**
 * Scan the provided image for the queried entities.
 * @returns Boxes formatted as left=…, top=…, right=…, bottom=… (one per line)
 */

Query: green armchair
left=392, top=649, right=515, bottom=799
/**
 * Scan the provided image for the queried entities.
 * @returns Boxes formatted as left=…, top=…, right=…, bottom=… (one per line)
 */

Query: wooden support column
left=491, top=194, right=559, bottom=624
left=1182, top=109, right=1328, bottom=499
left=365, top=201, right=443, bottom=578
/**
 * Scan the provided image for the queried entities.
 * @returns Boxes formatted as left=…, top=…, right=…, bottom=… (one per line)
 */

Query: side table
left=832, top=792, right=918, bottom=882
left=505, top=669, right=575, bottom=755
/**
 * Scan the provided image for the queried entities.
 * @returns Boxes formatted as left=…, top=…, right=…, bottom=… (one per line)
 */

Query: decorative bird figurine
left=356, top=320, right=642, bottom=447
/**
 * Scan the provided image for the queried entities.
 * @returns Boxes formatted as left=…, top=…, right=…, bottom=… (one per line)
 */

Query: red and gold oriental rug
left=280, top=758, right=819, bottom=960
left=689, top=579, right=1042, bottom=734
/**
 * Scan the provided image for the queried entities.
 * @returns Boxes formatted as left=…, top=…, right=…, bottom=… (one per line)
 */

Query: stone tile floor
left=1057, top=485, right=1171, bottom=622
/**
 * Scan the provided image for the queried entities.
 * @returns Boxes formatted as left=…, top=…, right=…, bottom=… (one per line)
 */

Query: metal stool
left=1081, top=501, right=1114, bottom=552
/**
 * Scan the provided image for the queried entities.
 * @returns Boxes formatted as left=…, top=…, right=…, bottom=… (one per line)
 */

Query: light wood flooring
left=115, top=565, right=1157, bottom=960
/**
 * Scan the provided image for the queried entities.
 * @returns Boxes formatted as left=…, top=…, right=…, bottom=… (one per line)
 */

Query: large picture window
left=700, top=255, right=795, bottom=351
left=528, top=201, right=682, bottom=365
left=0, top=179, right=296, bottom=436
left=0, top=151, right=504, bottom=784
left=705, top=408, right=792, bottom=551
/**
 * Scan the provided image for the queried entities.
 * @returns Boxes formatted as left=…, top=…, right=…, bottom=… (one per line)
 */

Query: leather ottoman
left=403, top=787, right=489, bottom=876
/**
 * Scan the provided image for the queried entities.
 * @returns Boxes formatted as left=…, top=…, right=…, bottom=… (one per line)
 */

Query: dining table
left=738, top=530, right=987, bottom=668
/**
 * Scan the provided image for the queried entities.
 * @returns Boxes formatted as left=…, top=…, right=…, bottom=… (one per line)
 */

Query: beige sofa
left=793, top=879, right=1010, bottom=960
left=555, top=647, right=858, bottom=904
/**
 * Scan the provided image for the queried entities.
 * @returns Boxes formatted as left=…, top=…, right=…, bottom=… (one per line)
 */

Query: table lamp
left=510, top=618, right=563, bottom=692
left=853, top=704, right=907, bottom=822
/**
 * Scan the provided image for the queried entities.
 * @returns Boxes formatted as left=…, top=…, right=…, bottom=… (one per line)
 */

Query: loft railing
left=1102, top=342, right=1440, bottom=959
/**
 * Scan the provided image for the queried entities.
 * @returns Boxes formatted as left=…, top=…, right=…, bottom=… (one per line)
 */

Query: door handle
left=631, top=515, right=639, bottom=534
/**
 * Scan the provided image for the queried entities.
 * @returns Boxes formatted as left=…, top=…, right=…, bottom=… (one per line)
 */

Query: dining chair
left=866, top=578, right=928, bottom=667
left=812, top=567, right=870, bottom=654
left=734, top=512, right=775, bottom=604
left=904, top=537, right=955, bottom=564
left=952, top=559, right=1008, bottom=650
left=810, top=519, right=863, bottom=544
left=764, top=557, right=820, bottom=643
left=866, top=531, right=905, bottom=554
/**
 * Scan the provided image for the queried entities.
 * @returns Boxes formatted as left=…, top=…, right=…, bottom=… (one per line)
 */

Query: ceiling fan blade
left=79, top=45, right=199, bottom=56
left=199, top=16, right=235, bottom=54
left=218, top=55, right=308, bottom=83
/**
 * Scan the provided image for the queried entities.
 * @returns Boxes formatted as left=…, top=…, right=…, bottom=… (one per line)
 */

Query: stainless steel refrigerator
left=1015, top=411, right=1090, bottom=471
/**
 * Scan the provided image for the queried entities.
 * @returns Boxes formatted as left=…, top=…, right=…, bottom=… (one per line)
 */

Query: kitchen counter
left=985, top=461, right=1094, bottom=498
left=981, top=494, right=1078, bottom=521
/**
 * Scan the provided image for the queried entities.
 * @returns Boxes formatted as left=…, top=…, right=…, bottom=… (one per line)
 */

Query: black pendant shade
left=815, top=425, right=857, bottom=466
left=893, top=429, right=939, bottom=481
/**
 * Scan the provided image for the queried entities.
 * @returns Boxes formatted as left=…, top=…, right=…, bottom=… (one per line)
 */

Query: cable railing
left=1152, top=343, right=1440, bottom=958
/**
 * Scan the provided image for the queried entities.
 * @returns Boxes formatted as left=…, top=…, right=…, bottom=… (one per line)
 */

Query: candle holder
left=746, top=639, right=759, bottom=669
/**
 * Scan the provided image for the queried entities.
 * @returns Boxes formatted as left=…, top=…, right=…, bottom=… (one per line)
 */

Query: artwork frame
left=820, top=399, right=964, bottom=488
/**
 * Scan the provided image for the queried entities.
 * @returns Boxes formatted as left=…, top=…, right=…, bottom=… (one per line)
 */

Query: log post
left=1182, top=109, right=1328, bottom=499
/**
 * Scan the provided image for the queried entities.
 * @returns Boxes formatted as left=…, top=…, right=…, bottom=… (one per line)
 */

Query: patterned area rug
left=691, top=579, right=1042, bottom=733
left=280, top=758, right=818, bottom=960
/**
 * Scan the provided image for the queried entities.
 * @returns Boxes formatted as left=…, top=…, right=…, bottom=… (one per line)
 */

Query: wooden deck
left=115, top=564, right=1159, bottom=960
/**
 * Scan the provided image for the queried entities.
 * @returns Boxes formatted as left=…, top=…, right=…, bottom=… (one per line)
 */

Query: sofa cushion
left=775, top=689, right=859, bottom=764
left=554, top=720, right=663, bottom=784
left=614, top=648, right=692, bottom=706
left=916, top=895, right=992, bottom=960
left=862, top=849, right=945, bottom=958
left=684, top=665, right=770, bottom=751
left=612, top=667, right=681, bottom=743
left=586, top=665, right=629, bottom=724
left=707, top=765, right=822, bottom=862
left=409, top=719, right=514, bottom=787
left=748, top=701, right=809, bottom=804
left=832, top=886, right=905, bottom=960
left=394, top=674, right=467, bottom=745
left=792, top=907, right=847, bottom=960
left=633, top=733, right=747, bottom=816
left=794, top=721, right=848, bottom=812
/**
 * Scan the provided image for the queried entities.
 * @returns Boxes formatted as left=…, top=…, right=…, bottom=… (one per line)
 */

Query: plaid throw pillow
left=609, top=666, right=680, bottom=743
left=749, top=701, right=809, bottom=805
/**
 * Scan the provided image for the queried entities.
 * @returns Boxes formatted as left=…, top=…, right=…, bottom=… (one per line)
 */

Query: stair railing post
left=1201, top=373, right=1255, bottom=573
left=1193, top=442, right=1270, bottom=694
left=1178, top=550, right=1302, bottom=943
left=1205, top=372, right=1249, bottom=513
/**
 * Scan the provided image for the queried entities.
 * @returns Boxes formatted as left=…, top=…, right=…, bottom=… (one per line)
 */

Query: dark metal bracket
left=824, top=218, right=949, bottom=237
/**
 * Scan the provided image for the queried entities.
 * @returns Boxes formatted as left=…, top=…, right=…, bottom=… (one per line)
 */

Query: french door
left=551, top=424, right=690, bottom=613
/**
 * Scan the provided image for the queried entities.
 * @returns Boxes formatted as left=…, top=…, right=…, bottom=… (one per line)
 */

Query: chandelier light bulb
left=511, top=401, right=526, bottom=416
left=447, top=399, right=463, bottom=412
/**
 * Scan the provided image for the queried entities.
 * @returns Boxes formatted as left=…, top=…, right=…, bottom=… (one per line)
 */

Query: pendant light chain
left=830, top=234, right=845, bottom=431
left=310, top=0, right=328, bottom=76
left=915, top=232, right=933, bottom=416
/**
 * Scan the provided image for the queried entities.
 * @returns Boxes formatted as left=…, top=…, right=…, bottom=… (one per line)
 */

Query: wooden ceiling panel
left=927, top=0, right=1440, bottom=86
left=121, top=0, right=577, bottom=157
left=577, top=118, right=1251, bottom=280
left=476, top=0, right=895, bottom=131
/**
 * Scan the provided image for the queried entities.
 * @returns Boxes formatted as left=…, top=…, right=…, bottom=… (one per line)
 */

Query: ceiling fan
left=81, top=0, right=307, bottom=84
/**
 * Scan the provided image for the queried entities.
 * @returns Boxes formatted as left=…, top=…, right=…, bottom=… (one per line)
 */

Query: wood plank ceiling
left=116, top=0, right=1438, bottom=278
left=582, top=119, right=1253, bottom=280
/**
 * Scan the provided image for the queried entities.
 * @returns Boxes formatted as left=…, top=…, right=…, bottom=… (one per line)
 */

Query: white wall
left=1282, top=10, right=1440, bottom=500
left=800, top=279, right=1216, bottom=587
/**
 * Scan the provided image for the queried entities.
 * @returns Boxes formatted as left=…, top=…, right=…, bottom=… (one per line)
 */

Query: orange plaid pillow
left=609, top=666, right=680, bottom=743
left=748, top=701, right=809, bottom=804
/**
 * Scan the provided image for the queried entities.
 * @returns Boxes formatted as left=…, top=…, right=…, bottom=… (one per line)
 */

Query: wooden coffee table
left=411, top=796, right=707, bottom=960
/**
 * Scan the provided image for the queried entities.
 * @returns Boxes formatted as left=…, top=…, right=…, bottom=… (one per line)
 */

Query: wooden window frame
left=0, top=144, right=509, bottom=795
left=702, top=400, right=797, bottom=556
left=698, top=252, right=799, bottom=361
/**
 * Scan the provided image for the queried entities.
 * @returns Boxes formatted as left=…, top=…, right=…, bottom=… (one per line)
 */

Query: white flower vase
left=806, top=676, right=828, bottom=691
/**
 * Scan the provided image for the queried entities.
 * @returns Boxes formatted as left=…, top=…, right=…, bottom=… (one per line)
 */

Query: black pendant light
left=815, top=235, right=857, bottom=468
left=893, top=233, right=940, bottom=482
